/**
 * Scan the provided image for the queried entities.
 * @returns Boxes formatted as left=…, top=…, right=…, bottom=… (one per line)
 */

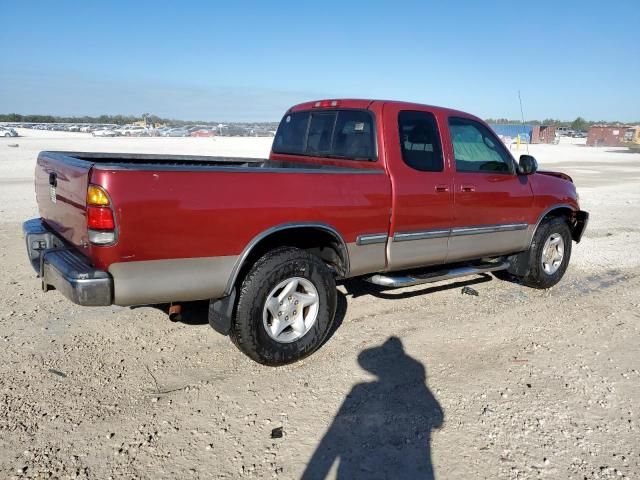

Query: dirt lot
left=1, top=130, right=639, bottom=479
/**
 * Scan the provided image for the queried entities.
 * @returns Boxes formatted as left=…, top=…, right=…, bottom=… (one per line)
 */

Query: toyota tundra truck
left=23, top=99, right=589, bottom=365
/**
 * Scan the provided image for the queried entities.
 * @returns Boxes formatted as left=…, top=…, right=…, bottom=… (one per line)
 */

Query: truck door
left=444, top=116, right=534, bottom=262
left=384, top=106, right=454, bottom=270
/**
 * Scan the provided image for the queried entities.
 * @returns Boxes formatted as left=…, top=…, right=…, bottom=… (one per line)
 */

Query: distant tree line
left=484, top=116, right=638, bottom=130
left=0, top=112, right=278, bottom=128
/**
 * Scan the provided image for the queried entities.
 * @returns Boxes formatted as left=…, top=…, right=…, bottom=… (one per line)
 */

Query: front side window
left=273, top=109, right=375, bottom=160
left=398, top=110, right=443, bottom=172
left=448, top=117, right=514, bottom=173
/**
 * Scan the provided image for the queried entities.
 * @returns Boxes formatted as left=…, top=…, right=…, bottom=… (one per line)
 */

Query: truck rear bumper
left=23, top=218, right=113, bottom=306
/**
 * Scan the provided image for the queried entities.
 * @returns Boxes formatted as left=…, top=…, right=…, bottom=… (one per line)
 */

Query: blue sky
left=1, top=1, right=639, bottom=122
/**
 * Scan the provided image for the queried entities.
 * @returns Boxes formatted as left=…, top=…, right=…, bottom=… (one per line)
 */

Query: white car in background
left=0, top=127, right=18, bottom=137
left=126, top=126, right=149, bottom=136
left=112, top=126, right=131, bottom=136
left=92, top=128, right=118, bottom=137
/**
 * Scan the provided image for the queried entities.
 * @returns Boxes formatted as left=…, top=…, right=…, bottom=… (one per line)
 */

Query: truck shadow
left=340, top=273, right=493, bottom=300
left=138, top=274, right=493, bottom=343
left=321, top=274, right=493, bottom=344
left=302, top=336, right=443, bottom=479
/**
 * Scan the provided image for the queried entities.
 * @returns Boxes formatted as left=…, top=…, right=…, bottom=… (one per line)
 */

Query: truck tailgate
left=35, top=153, right=91, bottom=252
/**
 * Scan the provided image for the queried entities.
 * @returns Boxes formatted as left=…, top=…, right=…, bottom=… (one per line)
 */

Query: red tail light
left=87, top=206, right=115, bottom=230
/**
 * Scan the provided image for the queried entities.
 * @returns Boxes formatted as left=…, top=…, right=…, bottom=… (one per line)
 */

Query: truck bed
left=45, top=151, right=378, bottom=173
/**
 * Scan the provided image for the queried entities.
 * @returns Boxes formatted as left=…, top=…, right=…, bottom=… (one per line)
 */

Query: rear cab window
left=273, top=109, right=376, bottom=161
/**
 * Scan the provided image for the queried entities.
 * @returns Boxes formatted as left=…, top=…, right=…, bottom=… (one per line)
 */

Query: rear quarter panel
left=89, top=166, right=391, bottom=272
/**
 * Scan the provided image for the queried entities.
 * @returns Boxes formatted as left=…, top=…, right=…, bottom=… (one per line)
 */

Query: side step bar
left=365, top=260, right=509, bottom=288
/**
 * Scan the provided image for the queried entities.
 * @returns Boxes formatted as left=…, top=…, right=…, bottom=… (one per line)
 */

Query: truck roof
left=287, top=99, right=481, bottom=122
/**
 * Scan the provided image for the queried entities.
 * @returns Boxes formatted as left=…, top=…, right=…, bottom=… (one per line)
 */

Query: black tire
left=231, top=247, right=337, bottom=366
left=521, top=217, right=572, bottom=289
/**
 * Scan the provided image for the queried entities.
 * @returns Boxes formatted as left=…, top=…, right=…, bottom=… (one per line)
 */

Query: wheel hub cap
left=541, top=233, right=564, bottom=275
left=262, top=277, right=319, bottom=343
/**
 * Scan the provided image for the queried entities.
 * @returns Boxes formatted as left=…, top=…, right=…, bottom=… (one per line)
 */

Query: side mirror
left=518, top=155, right=538, bottom=175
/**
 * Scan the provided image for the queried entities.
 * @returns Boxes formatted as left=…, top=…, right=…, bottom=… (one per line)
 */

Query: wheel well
left=229, top=227, right=348, bottom=293
left=535, top=206, right=584, bottom=242
left=540, top=207, right=573, bottom=224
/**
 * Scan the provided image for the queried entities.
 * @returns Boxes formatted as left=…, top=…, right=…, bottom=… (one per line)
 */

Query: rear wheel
left=519, top=217, right=572, bottom=289
left=231, top=247, right=337, bottom=365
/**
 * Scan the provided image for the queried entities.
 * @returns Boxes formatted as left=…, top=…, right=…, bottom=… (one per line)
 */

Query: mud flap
left=506, top=251, right=531, bottom=277
left=208, top=288, right=237, bottom=335
left=572, top=211, right=589, bottom=243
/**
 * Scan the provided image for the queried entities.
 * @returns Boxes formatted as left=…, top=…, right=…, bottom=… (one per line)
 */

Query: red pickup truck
left=24, top=99, right=588, bottom=365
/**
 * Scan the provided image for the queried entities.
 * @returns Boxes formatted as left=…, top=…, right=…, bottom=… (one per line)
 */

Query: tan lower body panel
left=446, top=228, right=531, bottom=263
left=109, top=256, right=238, bottom=306
left=346, top=242, right=387, bottom=277
left=387, top=236, right=448, bottom=271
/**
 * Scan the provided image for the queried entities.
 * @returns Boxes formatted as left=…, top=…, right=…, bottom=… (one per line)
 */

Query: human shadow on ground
left=302, top=336, right=443, bottom=480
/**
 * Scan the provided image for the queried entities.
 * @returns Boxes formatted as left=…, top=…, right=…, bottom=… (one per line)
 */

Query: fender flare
left=223, top=222, right=350, bottom=296
left=526, top=204, right=576, bottom=248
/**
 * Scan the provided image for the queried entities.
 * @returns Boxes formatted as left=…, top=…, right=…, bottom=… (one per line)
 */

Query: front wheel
left=231, top=247, right=337, bottom=365
left=521, top=217, right=572, bottom=289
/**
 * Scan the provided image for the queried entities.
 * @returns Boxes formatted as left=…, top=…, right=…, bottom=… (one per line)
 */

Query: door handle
left=460, top=184, right=476, bottom=192
left=435, top=185, right=449, bottom=193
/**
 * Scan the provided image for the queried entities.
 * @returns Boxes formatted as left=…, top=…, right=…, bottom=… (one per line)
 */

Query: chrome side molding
left=356, top=233, right=388, bottom=246
left=389, top=223, right=528, bottom=243
left=393, top=229, right=449, bottom=242
left=450, top=223, right=528, bottom=237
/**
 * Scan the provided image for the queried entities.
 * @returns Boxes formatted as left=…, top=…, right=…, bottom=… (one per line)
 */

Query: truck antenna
left=518, top=90, right=529, bottom=153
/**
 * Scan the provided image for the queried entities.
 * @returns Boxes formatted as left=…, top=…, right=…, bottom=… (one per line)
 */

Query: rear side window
left=273, top=111, right=309, bottom=155
left=273, top=109, right=375, bottom=160
left=398, top=111, right=443, bottom=172
left=448, top=117, right=514, bottom=173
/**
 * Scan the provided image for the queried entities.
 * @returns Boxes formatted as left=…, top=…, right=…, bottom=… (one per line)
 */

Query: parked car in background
left=0, top=127, right=18, bottom=137
left=165, top=128, right=190, bottom=137
left=125, top=126, right=147, bottom=136
left=191, top=128, right=216, bottom=137
left=113, top=126, right=135, bottom=136
left=572, top=131, right=587, bottom=138
left=92, top=128, right=118, bottom=137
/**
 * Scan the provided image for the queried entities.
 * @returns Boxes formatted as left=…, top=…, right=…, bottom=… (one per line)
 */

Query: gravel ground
left=1, top=131, right=639, bottom=479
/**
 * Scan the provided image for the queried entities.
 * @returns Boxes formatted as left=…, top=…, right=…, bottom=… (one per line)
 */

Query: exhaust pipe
left=168, top=303, right=182, bottom=322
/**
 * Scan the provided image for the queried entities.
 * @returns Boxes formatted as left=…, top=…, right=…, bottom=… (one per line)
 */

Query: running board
left=365, top=260, right=510, bottom=288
